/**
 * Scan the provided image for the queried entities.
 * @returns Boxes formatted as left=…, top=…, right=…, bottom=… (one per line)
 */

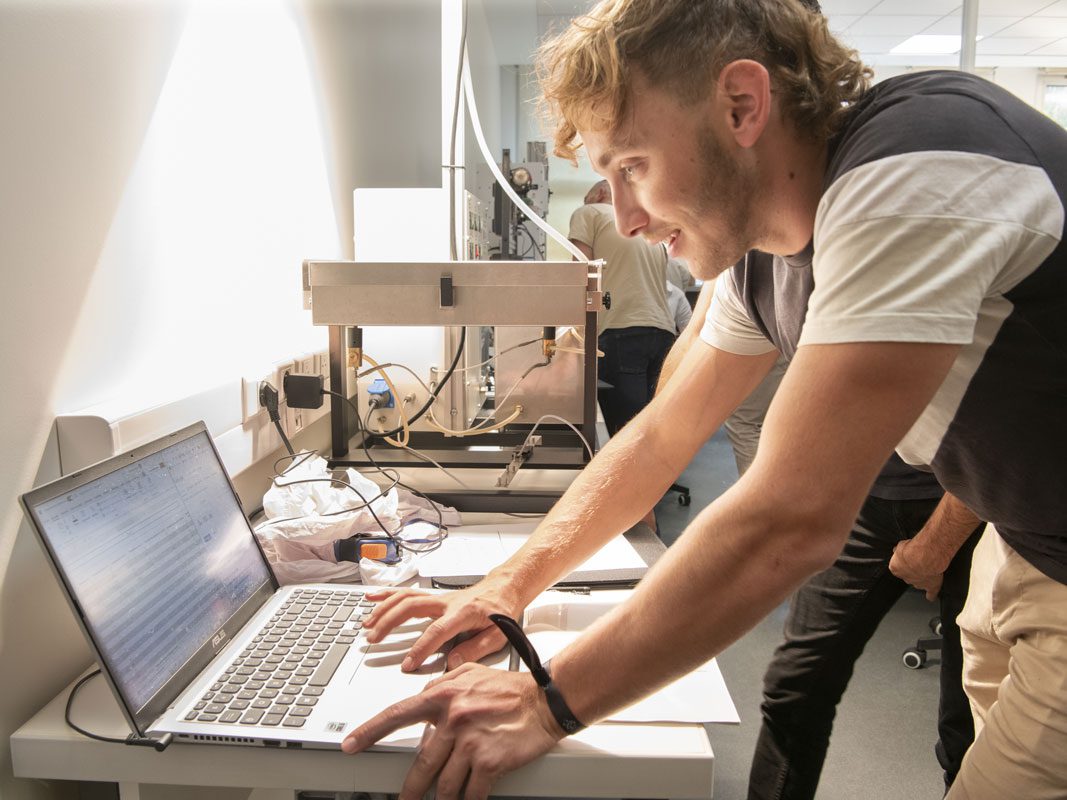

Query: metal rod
left=582, top=306, right=599, bottom=460
left=329, top=325, right=348, bottom=459
left=960, top=0, right=979, bottom=74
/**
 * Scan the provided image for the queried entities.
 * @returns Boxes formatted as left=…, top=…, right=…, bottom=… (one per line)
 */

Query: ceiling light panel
left=890, top=34, right=973, bottom=54
left=847, top=34, right=913, bottom=53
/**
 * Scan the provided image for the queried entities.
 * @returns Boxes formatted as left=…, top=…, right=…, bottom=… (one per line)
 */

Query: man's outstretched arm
left=342, top=340, right=960, bottom=800
left=363, top=338, right=779, bottom=668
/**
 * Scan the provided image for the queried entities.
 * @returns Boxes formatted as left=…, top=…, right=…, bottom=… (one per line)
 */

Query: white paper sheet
left=417, top=522, right=646, bottom=580
left=523, top=627, right=739, bottom=725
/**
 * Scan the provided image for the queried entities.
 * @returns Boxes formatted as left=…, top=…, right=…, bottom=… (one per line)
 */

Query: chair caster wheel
left=930, top=616, right=942, bottom=636
left=678, top=494, right=691, bottom=506
left=902, top=648, right=927, bottom=670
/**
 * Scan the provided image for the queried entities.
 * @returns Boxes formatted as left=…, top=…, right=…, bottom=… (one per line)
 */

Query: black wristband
left=489, top=614, right=587, bottom=735
left=541, top=659, right=586, bottom=734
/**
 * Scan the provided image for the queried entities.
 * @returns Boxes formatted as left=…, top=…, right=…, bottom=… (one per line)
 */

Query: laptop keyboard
left=184, top=588, right=375, bottom=729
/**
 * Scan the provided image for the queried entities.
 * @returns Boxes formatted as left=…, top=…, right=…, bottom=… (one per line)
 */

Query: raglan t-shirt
left=703, top=70, right=1067, bottom=584
left=704, top=247, right=943, bottom=501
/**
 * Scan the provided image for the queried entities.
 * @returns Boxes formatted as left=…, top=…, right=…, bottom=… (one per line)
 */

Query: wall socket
left=241, top=351, right=332, bottom=438
left=241, top=349, right=443, bottom=440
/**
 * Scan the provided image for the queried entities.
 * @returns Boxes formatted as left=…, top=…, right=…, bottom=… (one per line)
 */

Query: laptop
left=20, top=421, right=441, bottom=750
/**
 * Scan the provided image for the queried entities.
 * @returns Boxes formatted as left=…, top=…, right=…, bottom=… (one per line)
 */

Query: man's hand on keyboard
left=341, top=663, right=563, bottom=800
left=362, top=580, right=523, bottom=671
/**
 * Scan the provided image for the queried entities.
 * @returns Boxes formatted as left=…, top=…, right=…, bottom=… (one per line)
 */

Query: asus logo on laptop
left=212, top=629, right=227, bottom=649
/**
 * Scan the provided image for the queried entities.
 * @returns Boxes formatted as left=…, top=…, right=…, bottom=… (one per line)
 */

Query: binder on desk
left=425, top=522, right=665, bottom=590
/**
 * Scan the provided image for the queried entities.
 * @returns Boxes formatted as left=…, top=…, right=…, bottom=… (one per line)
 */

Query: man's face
left=580, top=79, right=762, bottom=279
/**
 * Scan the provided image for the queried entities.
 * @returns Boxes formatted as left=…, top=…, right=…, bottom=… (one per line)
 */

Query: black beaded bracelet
left=489, top=613, right=587, bottom=734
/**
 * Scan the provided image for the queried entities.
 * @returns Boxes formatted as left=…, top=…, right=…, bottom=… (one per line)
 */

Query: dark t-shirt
left=718, top=71, right=1067, bottom=583
left=731, top=247, right=942, bottom=502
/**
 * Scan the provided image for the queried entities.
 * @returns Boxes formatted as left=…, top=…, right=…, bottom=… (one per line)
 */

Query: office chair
left=669, top=483, right=692, bottom=505
left=902, top=615, right=942, bottom=669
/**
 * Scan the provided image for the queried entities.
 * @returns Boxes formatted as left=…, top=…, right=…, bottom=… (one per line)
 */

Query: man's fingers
left=341, top=694, right=438, bottom=754
left=447, top=627, right=508, bottom=669
left=463, top=766, right=497, bottom=800
left=364, top=587, right=403, bottom=602
left=925, top=577, right=943, bottom=601
left=365, top=594, right=448, bottom=643
left=433, top=740, right=472, bottom=800
left=403, top=613, right=484, bottom=672
left=398, top=725, right=455, bottom=800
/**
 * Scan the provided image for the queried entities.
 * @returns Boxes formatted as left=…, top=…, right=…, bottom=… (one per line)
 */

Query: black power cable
left=65, top=670, right=172, bottom=751
left=363, top=327, right=467, bottom=439
left=322, top=389, right=448, bottom=553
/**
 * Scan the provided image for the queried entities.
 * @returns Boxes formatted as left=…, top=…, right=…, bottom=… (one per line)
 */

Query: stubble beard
left=687, top=124, right=760, bottom=279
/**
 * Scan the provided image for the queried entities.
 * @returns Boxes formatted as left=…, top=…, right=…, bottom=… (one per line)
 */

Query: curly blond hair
left=537, top=0, right=872, bottom=162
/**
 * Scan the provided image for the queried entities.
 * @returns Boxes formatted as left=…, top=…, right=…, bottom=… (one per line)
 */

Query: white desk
left=12, top=669, right=714, bottom=799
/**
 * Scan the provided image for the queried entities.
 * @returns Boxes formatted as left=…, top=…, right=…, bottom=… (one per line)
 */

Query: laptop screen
left=29, top=429, right=273, bottom=717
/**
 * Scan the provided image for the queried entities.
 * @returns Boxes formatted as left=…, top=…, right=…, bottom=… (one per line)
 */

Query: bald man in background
left=570, top=180, right=677, bottom=435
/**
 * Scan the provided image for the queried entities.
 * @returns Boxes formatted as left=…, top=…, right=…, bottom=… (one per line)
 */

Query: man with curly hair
left=342, top=3, right=1067, bottom=799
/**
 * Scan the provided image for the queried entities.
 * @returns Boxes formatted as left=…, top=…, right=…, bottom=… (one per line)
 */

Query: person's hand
left=363, top=579, right=524, bottom=671
left=889, top=538, right=945, bottom=600
left=341, top=663, right=564, bottom=800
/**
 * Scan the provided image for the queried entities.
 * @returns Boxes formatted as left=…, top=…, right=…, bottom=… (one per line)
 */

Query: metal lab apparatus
left=301, top=259, right=604, bottom=511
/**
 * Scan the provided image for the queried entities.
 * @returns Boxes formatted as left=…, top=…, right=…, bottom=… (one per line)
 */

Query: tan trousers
left=948, top=525, right=1067, bottom=799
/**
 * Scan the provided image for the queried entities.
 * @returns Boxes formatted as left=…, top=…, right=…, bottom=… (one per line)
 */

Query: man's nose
left=612, top=193, right=649, bottom=238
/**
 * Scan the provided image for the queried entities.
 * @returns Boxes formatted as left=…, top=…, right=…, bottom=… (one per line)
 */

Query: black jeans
left=596, top=326, right=676, bottom=436
left=747, top=495, right=981, bottom=800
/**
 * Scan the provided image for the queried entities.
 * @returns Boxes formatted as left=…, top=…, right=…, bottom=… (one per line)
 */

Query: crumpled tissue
left=254, top=453, right=458, bottom=587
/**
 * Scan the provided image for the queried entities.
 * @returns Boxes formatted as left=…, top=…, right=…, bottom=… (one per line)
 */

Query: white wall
left=0, top=1, right=446, bottom=797
left=299, top=0, right=443, bottom=259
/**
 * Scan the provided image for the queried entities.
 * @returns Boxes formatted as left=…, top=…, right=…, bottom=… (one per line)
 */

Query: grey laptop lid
left=20, top=422, right=278, bottom=737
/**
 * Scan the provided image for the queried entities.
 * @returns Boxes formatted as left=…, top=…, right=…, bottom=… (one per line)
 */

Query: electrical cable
left=260, top=383, right=294, bottom=456
left=394, top=443, right=472, bottom=488
left=518, top=221, right=546, bottom=260
left=356, top=361, right=437, bottom=399
left=423, top=353, right=550, bottom=437
left=426, top=402, right=524, bottom=437
left=361, top=354, right=411, bottom=447
left=524, top=414, right=595, bottom=460
left=447, top=0, right=468, bottom=262
left=65, top=670, right=129, bottom=745
left=65, top=670, right=171, bottom=750
left=255, top=450, right=403, bottom=535
left=360, top=406, right=448, bottom=554
left=450, top=336, right=542, bottom=374
left=461, top=48, right=588, bottom=263
left=365, top=328, right=466, bottom=438
left=324, top=389, right=450, bottom=555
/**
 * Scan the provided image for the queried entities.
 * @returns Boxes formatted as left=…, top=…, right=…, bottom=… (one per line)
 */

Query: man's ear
left=717, top=59, right=771, bottom=149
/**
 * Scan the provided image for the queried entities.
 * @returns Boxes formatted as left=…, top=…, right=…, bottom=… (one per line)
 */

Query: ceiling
left=509, top=0, right=1067, bottom=67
